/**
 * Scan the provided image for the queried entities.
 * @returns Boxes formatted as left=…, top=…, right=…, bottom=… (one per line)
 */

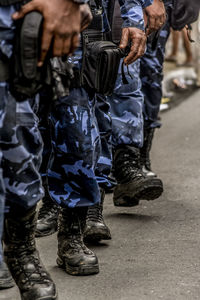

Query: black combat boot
left=113, top=145, right=163, bottom=206
left=0, top=260, right=14, bottom=289
left=140, top=128, right=157, bottom=177
left=57, top=207, right=99, bottom=276
left=36, top=189, right=60, bottom=237
left=84, top=189, right=111, bottom=242
left=4, top=206, right=57, bottom=300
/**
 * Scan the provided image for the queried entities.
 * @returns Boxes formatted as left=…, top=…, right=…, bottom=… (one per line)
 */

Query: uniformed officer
left=35, top=0, right=151, bottom=246
left=0, top=0, right=91, bottom=298
left=140, top=0, right=199, bottom=182
left=110, top=0, right=199, bottom=208
left=96, top=0, right=164, bottom=208
left=140, top=0, right=172, bottom=182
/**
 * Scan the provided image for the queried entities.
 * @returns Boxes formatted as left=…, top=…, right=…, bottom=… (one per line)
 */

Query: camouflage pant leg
left=0, top=7, right=44, bottom=209
left=0, top=84, right=44, bottom=209
left=108, top=58, right=144, bottom=148
left=95, top=94, right=114, bottom=189
left=0, top=168, right=4, bottom=262
left=35, top=90, right=53, bottom=185
left=140, top=6, right=172, bottom=129
left=47, top=87, right=101, bottom=208
left=0, top=150, right=4, bottom=263
left=0, top=82, right=5, bottom=262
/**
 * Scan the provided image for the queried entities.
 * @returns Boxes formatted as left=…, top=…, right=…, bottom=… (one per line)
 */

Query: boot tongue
left=113, top=145, right=143, bottom=184
left=86, top=204, right=102, bottom=222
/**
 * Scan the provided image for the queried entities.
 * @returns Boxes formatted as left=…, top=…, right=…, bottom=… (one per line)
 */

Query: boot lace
left=10, top=249, right=50, bottom=286
left=86, top=204, right=103, bottom=223
left=60, top=212, right=91, bottom=255
left=6, top=220, right=50, bottom=286
left=38, top=197, right=59, bottom=220
left=114, top=149, right=145, bottom=184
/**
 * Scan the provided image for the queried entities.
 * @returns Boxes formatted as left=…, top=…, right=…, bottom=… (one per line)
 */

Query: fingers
left=53, top=36, right=63, bottom=57
left=81, top=18, right=91, bottom=32
left=38, top=20, right=53, bottom=66
left=125, top=40, right=145, bottom=65
left=149, top=15, right=156, bottom=32
left=124, top=30, right=146, bottom=65
left=80, top=4, right=93, bottom=32
left=124, top=39, right=139, bottom=64
left=161, top=12, right=166, bottom=25
left=62, top=37, right=71, bottom=57
left=53, top=33, right=79, bottom=57
left=68, top=33, right=80, bottom=55
left=12, top=1, right=38, bottom=19
left=147, top=14, right=166, bottom=36
left=119, top=29, right=129, bottom=49
left=146, top=16, right=157, bottom=35
left=52, top=33, right=79, bottom=59
left=154, top=16, right=163, bottom=31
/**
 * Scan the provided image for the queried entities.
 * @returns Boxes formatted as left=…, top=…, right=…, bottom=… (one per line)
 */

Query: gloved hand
left=171, top=0, right=200, bottom=30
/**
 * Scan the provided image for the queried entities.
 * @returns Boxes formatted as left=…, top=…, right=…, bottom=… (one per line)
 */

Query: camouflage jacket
left=118, top=0, right=152, bottom=30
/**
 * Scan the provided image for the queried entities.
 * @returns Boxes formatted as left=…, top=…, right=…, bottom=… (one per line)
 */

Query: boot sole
left=22, top=294, right=57, bottom=300
left=22, top=295, right=57, bottom=300
left=113, top=179, right=163, bottom=207
left=84, top=228, right=112, bottom=242
left=0, top=278, right=15, bottom=289
left=57, top=257, right=99, bottom=276
left=35, top=227, right=58, bottom=238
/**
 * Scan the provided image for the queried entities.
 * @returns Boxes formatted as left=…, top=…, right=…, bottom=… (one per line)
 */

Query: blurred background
left=161, top=16, right=200, bottom=112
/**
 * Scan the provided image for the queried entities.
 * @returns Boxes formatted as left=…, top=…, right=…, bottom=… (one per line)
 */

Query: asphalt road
left=1, top=89, right=200, bottom=300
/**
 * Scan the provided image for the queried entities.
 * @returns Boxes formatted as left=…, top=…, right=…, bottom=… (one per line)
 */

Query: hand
left=119, top=27, right=146, bottom=65
left=12, top=0, right=82, bottom=66
left=145, top=0, right=166, bottom=35
left=80, top=4, right=93, bottom=32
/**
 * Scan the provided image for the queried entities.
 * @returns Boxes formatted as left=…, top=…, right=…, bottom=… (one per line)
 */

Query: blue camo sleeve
left=142, top=0, right=153, bottom=8
left=118, top=0, right=153, bottom=30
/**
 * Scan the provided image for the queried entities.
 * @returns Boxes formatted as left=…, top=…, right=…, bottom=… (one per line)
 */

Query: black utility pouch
left=10, top=11, right=51, bottom=101
left=171, top=0, right=199, bottom=31
left=81, top=34, right=124, bottom=96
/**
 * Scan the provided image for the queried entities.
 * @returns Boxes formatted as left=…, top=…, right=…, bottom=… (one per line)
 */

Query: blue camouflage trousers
left=0, top=135, right=4, bottom=264
left=38, top=90, right=113, bottom=195
left=36, top=47, right=102, bottom=207
left=36, top=90, right=52, bottom=185
left=75, top=3, right=172, bottom=191
left=93, top=59, right=144, bottom=189
left=108, top=58, right=144, bottom=148
left=46, top=87, right=101, bottom=208
left=0, top=84, right=44, bottom=262
left=141, top=4, right=172, bottom=129
left=0, top=7, right=44, bottom=210
left=95, top=94, right=114, bottom=189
